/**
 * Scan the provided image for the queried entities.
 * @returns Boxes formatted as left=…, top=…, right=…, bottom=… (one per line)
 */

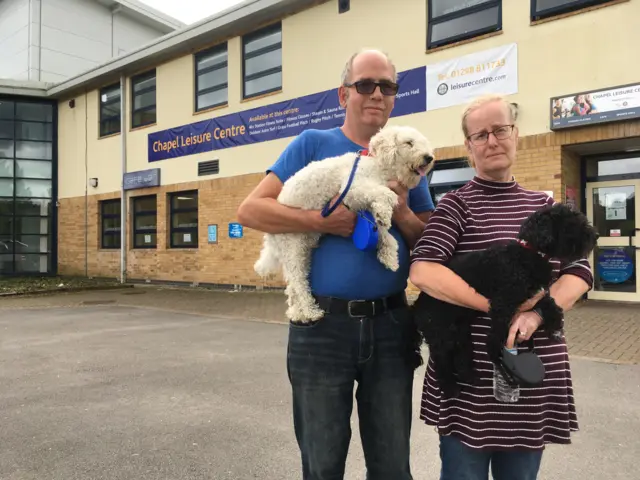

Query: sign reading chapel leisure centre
left=147, top=44, right=518, bottom=162
left=550, top=82, right=640, bottom=130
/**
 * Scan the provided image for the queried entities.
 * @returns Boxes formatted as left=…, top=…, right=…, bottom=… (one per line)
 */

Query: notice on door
left=605, top=193, right=627, bottom=220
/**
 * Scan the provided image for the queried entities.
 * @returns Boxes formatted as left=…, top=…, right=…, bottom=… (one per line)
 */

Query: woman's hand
left=506, top=311, right=543, bottom=349
left=516, top=289, right=545, bottom=314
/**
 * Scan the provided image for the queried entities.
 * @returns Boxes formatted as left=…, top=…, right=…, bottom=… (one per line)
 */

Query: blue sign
left=148, top=66, right=427, bottom=162
left=208, top=224, right=218, bottom=243
left=123, top=168, right=161, bottom=190
left=229, top=222, right=243, bottom=239
left=597, top=249, right=634, bottom=284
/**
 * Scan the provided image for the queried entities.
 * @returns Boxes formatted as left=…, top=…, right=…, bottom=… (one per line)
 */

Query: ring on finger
left=518, top=330, right=527, bottom=337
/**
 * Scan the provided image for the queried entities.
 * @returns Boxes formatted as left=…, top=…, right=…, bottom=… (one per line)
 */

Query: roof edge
left=0, top=79, right=55, bottom=97
left=114, top=0, right=187, bottom=30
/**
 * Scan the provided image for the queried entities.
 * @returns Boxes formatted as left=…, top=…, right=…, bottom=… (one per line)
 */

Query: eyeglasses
left=467, top=125, right=515, bottom=146
left=343, top=79, right=399, bottom=96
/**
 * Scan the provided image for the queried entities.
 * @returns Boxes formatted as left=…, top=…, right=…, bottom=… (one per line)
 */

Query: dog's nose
left=423, top=155, right=434, bottom=165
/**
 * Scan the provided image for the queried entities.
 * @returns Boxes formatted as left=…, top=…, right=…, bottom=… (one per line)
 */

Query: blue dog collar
left=352, top=211, right=379, bottom=251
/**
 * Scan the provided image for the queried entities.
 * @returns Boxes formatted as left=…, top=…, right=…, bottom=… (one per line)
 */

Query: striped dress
left=410, top=176, right=594, bottom=451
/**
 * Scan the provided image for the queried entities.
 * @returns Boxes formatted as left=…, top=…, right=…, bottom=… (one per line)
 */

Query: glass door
left=586, top=179, right=640, bottom=302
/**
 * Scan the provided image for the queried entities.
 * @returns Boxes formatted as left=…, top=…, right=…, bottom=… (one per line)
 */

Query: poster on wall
left=147, top=66, right=426, bottom=162
left=425, top=43, right=519, bottom=111
left=565, top=185, right=577, bottom=211
left=550, top=82, right=640, bottom=130
left=605, top=192, right=627, bottom=220
left=597, top=249, right=634, bottom=284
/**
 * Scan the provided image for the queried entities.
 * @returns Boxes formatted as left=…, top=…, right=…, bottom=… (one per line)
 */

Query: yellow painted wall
left=57, top=0, right=637, bottom=199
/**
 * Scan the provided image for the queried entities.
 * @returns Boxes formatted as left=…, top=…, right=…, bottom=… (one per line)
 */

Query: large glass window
left=242, top=23, right=282, bottom=99
left=195, top=44, right=228, bottom=112
left=531, top=0, right=614, bottom=21
left=428, top=0, right=501, bottom=49
left=0, top=98, right=55, bottom=275
left=169, top=191, right=198, bottom=248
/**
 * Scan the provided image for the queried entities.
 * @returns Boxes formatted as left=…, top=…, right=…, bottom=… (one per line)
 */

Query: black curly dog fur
left=411, top=203, right=598, bottom=397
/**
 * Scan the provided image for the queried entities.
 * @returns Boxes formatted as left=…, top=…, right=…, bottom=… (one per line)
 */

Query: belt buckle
left=348, top=300, right=373, bottom=318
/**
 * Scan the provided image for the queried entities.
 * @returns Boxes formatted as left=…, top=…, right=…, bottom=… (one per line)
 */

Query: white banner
left=426, top=43, right=518, bottom=111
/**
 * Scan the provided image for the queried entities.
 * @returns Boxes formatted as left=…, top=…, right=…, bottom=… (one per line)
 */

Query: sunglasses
left=343, top=79, right=399, bottom=96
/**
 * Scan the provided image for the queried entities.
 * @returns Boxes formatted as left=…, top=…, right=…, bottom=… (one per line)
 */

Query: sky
left=138, top=0, right=246, bottom=24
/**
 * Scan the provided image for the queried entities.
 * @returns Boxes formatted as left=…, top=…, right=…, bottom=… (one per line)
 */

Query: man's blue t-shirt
left=267, top=127, right=435, bottom=300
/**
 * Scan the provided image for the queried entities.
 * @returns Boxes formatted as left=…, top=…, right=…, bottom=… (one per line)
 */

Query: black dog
left=411, top=203, right=598, bottom=397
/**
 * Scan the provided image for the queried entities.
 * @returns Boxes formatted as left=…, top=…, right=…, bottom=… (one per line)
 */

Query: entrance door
left=586, top=179, right=640, bottom=302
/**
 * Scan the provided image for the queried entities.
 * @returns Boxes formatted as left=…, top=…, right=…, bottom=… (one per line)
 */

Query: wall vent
left=198, top=159, right=219, bottom=176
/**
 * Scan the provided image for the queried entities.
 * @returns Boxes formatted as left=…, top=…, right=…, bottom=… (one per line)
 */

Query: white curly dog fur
left=254, top=125, right=435, bottom=322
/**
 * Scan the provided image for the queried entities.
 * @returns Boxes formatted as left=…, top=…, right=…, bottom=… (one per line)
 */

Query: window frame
left=99, top=83, right=121, bottom=137
left=194, top=43, right=229, bottom=112
left=132, top=194, right=157, bottom=249
left=100, top=198, right=121, bottom=249
left=427, top=158, right=477, bottom=204
left=530, top=0, right=614, bottom=21
left=169, top=190, right=198, bottom=249
left=427, top=0, right=502, bottom=50
left=131, top=70, right=156, bottom=129
left=242, top=22, right=283, bottom=100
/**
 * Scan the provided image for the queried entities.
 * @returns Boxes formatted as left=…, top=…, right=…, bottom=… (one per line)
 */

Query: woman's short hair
left=461, top=93, right=517, bottom=138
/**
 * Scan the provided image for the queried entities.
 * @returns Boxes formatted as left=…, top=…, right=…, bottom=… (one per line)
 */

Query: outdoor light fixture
left=89, top=178, right=98, bottom=188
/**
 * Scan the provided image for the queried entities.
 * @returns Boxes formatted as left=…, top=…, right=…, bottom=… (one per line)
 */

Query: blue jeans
left=439, top=435, right=543, bottom=480
left=286, top=305, right=420, bottom=480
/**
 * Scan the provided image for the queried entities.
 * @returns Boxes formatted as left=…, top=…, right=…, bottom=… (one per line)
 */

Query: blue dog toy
left=320, top=150, right=379, bottom=251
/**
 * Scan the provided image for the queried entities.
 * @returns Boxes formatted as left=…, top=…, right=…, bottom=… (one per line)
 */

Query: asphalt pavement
left=0, top=304, right=638, bottom=479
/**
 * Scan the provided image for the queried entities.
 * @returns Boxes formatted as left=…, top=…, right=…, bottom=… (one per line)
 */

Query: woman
left=409, top=94, right=593, bottom=480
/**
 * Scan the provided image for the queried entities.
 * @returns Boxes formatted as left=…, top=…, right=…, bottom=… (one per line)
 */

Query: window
left=169, top=191, right=198, bottom=248
left=99, top=84, right=120, bottom=137
left=427, top=159, right=476, bottom=204
left=131, top=70, right=156, bottom=129
left=531, top=0, right=614, bottom=21
left=0, top=99, right=56, bottom=275
left=242, top=23, right=282, bottom=99
left=132, top=195, right=157, bottom=248
left=195, top=44, right=228, bottom=111
left=101, top=199, right=121, bottom=249
left=427, top=0, right=502, bottom=49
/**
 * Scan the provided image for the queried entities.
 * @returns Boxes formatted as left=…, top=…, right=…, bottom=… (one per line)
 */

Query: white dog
left=254, top=125, right=435, bottom=322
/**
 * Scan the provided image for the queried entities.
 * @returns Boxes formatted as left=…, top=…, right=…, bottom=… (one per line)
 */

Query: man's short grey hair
left=340, top=49, right=398, bottom=85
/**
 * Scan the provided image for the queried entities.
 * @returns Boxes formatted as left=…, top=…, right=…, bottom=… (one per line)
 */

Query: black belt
left=313, top=292, right=407, bottom=318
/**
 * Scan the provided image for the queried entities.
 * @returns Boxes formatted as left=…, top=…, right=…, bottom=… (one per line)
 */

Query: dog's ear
left=519, top=206, right=555, bottom=254
left=368, top=127, right=397, bottom=161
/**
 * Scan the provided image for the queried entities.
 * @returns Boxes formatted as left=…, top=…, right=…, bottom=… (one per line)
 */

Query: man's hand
left=314, top=194, right=357, bottom=237
left=506, top=311, right=543, bottom=349
left=387, top=181, right=410, bottom=222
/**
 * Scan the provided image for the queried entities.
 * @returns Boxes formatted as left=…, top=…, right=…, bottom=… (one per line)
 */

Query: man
left=237, top=49, right=435, bottom=480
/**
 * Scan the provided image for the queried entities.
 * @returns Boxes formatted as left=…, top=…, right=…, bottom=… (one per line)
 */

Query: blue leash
left=321, top=151, right=363, bottom=217
left=320, top=150, right=379, bottom=251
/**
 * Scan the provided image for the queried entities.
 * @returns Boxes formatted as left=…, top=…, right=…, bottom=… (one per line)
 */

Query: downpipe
left=120, top=74, right=127, bottom=284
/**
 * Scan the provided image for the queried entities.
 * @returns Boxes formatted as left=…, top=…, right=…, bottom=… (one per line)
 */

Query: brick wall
left=58, top=174, right=285, bottom=288
left=58, top=120, right=640, bottom=294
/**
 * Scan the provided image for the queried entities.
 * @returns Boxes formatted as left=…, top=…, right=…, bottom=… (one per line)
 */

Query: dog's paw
left=381, top=255, right=399, bottom=272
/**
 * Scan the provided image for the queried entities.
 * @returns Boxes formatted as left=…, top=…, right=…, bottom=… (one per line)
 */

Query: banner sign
left=148, top=66, right=426, bottom=162
left=123, top=168, right=160, bottom=190
left=425, top=43, right=518, bottom=111
left=550, top=82, right=640, bottom=130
